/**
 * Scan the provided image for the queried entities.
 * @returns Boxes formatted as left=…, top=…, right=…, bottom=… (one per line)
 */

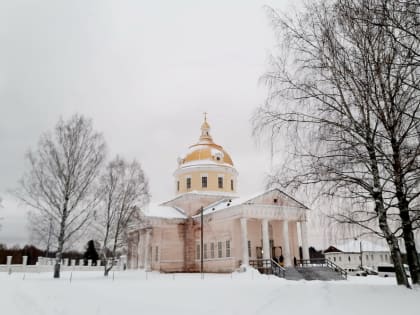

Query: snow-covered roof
left=199, top=188, right=308, bottom=216
left=178, top=159, right=233, bottom=168
left=332, top=240, right=389, bottom=253
left=143, top=203, right=187, bottom=219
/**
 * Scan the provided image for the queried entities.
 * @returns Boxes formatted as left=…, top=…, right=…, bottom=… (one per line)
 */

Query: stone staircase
left=249, top=258, right=347, bottom=281
left=284, top=266, right=345, bottom=281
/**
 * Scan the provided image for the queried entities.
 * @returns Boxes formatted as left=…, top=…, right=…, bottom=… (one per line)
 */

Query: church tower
left=174, top=115, right=238, bottom=196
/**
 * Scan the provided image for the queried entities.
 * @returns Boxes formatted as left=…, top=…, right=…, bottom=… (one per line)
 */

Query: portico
left=239, top=217, right=310, bottom=268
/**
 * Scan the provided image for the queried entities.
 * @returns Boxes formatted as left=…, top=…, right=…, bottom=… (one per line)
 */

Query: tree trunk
left=369, top=145, right=410, bottom=287
left=399, top=206, right=420, bottom=285
left=54, top=201, right=68, bottom=279
left=391, top=140, right=420, bottom=285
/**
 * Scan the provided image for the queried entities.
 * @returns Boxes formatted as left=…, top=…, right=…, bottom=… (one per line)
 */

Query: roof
left=143, top=203, right=187, bottom=219
left=326, top=240, right=389, bottom=253
left=197, top=188, right=309, bottom=217
left=177, top=119, right=234, bottom=167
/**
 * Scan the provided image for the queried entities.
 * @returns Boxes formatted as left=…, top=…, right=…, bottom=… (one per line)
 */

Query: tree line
left=254, top=0, right=420, bottom=288
left=14, top=114, right=150, bottom=278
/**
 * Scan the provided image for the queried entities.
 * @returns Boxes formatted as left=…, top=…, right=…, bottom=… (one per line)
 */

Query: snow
left=200, top=188, right=307, bottom=216
left=178, top=159, right=233, bottom=168
left=1, top=270, right=419, bottom=315
left=144, top=203, right=187, bottom=219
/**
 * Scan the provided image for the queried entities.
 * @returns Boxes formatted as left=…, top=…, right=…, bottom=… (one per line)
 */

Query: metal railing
left=248, top=259, right=285, bottom=278
left=271, top=259, right=286, bottom=278
left=297, top=258, right=347, bottom=279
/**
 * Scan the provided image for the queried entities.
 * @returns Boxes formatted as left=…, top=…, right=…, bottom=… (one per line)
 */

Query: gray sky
left=0, top=0, right=300, bottom=246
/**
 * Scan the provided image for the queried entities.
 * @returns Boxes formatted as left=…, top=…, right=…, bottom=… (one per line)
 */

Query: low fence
left=0, top=255, right=127, bottom=273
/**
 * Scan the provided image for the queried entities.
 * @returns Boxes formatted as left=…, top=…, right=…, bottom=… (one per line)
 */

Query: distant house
left=324, top=240, right=390, bottom=270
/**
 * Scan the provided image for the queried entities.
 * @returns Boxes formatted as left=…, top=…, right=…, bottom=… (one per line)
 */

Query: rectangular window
left=155, top=246, right=159, bottom=262
left=226, top=240, right=231, bottom=258
left=218, top=241, right=223, bottom=258
left=231, top=179, right=234, bottom=190
left=201, top=176, right=207, bottom=188
left=218, top=177, right=223, bottom=188
left=186, top=177, right=191, bottom=189
left=210, top=242, right=215, bottom=259
left=248, top=240, right=252, bottom=258
left=196, top=243, right=200, bottom=260
left=204, top=243, right=208, bottom=259
left=177, top=181, right=180, bottom=191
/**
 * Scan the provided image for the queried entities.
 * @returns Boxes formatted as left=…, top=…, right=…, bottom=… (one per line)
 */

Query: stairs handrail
left=297, top=258, right=347, bottom=279
left=270, top=259, right=285, bottom=278
left=325, top=259, right=347, bottom=279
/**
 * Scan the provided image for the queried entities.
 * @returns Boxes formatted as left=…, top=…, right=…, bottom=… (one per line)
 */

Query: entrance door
left=256, top=246, right=263, bottom=259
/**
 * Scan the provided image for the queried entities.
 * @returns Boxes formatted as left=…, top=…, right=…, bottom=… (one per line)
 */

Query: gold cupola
left=174, top=115, right=238, bottom=196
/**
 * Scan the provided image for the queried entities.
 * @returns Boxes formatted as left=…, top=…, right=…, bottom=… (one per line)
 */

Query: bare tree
left=27, top=211, right=56, bottom=257
left=254, top=0, right=419, bottom=287
left=15, top=114, right=106, bottom=278
left=343, top=0, right=420, bottom=287
left=95, top=156, right=149, bottom=276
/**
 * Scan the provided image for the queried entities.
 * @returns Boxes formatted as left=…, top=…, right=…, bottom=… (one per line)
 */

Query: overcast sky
left=0, top=0, right=303, bottom=246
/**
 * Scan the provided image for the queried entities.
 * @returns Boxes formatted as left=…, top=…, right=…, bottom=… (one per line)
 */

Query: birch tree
left=16, top=114, right=106, bottom=278
left=95, top=157, right=149, bottom=276
left=254, top=0, right=419, bottom=287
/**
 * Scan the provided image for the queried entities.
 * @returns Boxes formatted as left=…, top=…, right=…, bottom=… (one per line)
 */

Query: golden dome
left=178, top=117, right=234, bottom=167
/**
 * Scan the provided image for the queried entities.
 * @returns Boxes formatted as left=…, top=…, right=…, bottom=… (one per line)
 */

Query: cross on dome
left=200, top=112, right=212, bottom=141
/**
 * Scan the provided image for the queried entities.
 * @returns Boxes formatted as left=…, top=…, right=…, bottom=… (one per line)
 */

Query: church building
left=127, top=117, right=310, bottom=272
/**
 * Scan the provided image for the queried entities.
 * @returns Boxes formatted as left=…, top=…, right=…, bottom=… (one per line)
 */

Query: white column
left=138, top=231, right=144, bottom=269
left=282, top=220, right=292, bottom=267
left=22, top=256, right=28, bottom=265
left=144, top=228, right=152, bottom=271
left=301, top=221, right=310, bottom=260
left=6, top=256, right=12, bottom=265
left=240, top=218, right=249, bottom=266
left=262, top=219, right=270, bottom=260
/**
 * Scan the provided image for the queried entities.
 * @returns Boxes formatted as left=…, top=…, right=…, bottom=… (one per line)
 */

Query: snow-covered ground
left=1, top=270, right=419, bottom=315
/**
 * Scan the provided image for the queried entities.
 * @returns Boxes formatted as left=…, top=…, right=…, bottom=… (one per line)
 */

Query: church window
left=196, top=243, right=200, bottom=260
left=231, top=180, right=234, bottom=191
left=366, top=255, right=369, bottom=261
left=348, top=256, right=351, bottom=262
left=226, top=240, right=231, bottom=257
left=210, top=243, right=215, bottom=258
left=380, top=254, right=383, bottom=262
left=218, top=241, right=223, bottom=258
left=155, top=246, right=159, bottom=262
left=339, top=256, right=342, bottom=262
left=333, top=257, right=336, bottom=262
left=186, top=177, right=191, bottom=189
left=248, top=240, right=252, bottom=258
left=202, top=176, right=208, bottom=188
left=204, top=243, right=208, bottom=259
left=218, top=177, right=223, bottom=189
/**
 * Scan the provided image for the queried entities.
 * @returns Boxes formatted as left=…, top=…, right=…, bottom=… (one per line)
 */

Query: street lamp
left=355, top=238, right=363, bottom=269
left=200, top=206, right=204, bottom=279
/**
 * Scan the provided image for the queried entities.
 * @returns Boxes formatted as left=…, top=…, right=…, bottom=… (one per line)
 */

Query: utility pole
left=201, top=206, right=204, bottom=279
